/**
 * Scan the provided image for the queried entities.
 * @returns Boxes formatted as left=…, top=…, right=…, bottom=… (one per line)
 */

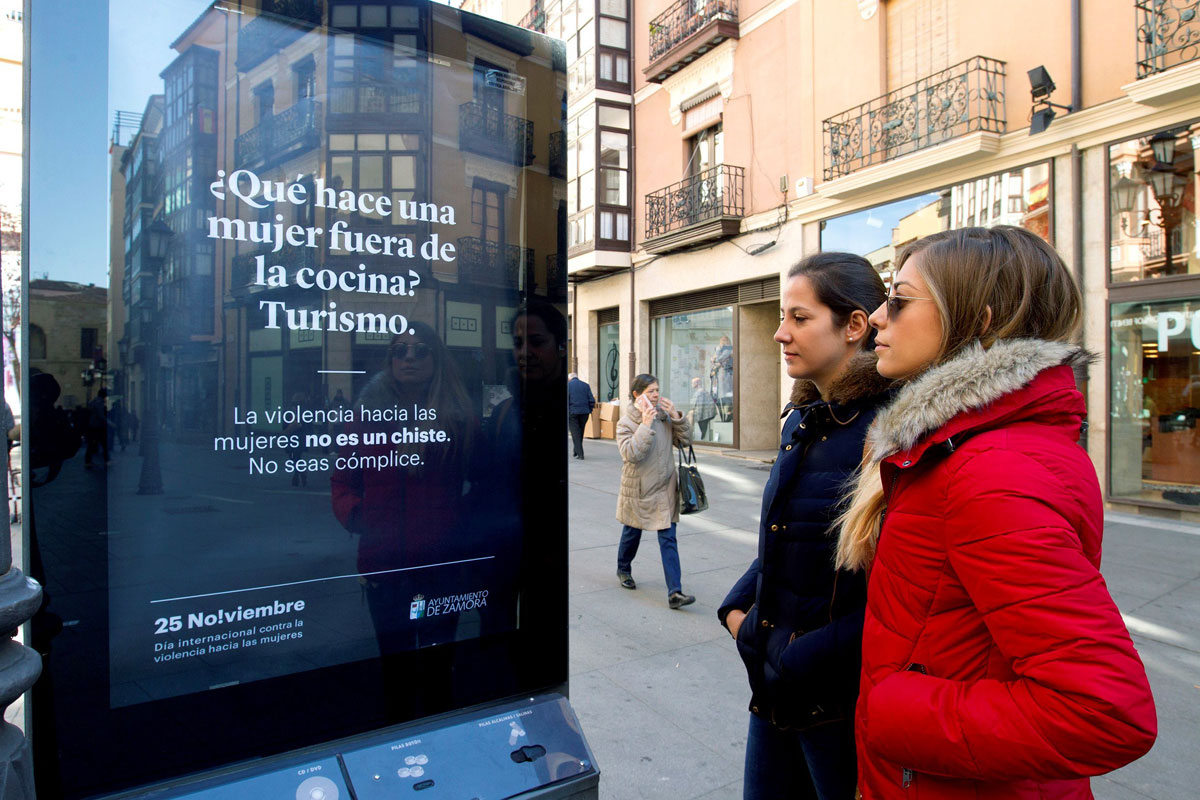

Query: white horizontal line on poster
left=150, top=557, right=496, bottom=604
left=318, top=370, right=366, bottom=374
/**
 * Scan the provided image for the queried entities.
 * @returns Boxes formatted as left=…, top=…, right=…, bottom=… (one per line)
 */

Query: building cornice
left=1122, top=59, right=1200, bottom=107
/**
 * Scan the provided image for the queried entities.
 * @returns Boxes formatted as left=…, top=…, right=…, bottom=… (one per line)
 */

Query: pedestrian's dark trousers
left=569, top=413, right=589, bottom=457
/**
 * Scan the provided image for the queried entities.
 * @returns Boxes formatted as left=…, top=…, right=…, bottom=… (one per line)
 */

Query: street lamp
left=137, top=219, right=173, bottom=495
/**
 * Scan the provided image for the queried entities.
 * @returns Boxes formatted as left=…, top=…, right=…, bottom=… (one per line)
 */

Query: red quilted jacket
left=856, top=339, right=1157, bottom=799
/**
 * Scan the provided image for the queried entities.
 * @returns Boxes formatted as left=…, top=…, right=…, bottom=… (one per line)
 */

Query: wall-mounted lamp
left=1027, top=66, right=1072, bottom=135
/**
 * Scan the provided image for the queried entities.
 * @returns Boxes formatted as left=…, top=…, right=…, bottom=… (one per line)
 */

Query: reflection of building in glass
left=108, top=1, right=566, bottom=438
left=28, top=280, right=108, bottom=411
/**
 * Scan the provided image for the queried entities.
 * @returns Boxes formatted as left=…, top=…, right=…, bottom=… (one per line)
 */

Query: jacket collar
left=866, top=338, right=1093, bottom=465
left=785, top=351, right=894, bottom=417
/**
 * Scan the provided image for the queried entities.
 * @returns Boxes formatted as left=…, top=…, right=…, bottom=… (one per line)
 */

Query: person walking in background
left=689, top=376, right=717, bottom=442
left=838, top=226, right=1156, bottom=798
left=719, top=253, right=890, bottom=800
left=567, top=372, right=595, bottom=460
left=615, top=373, right=695, bottom=609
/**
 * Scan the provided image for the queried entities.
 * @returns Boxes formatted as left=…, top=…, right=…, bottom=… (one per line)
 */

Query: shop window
left=650, top=306, right=734, bottom=445
left=1108, top=122, right=1199, bottom=284
left=1110, top=297, right=1200, bottom=507
left=598, top=318, right=621, bottom=402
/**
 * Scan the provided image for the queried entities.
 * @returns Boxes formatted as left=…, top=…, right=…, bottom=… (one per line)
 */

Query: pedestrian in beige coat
left=615, top=373, right=696, bottom=609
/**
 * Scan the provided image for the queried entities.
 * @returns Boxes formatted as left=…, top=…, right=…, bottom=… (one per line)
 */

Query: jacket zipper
left=900, top=662, right=927, bottom=790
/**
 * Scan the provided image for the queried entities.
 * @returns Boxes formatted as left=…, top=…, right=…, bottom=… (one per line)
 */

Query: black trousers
left=568, top=413, right=589, bottom=457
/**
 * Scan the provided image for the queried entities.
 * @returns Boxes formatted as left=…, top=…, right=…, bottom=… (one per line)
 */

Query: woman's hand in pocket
left=726, top=608, right=747, bottom=639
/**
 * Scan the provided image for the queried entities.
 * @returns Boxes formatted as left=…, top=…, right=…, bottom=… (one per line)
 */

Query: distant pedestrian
left=689, top=376, right=717, bottom=442
left=720, top=253, right=889, bottom=800
left=567, top=373, right=595, bottom=459
left=839, top=226, right=1156, bottom=798
left=615, top=373, right=694, bottom=609
left=84, top=389, right=109, bottom=467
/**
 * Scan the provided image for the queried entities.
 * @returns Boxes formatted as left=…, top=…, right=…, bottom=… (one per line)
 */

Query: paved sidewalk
left=566, top=438, right=1200, bottom=800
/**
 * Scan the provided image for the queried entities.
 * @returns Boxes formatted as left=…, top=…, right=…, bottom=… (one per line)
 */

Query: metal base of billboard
left=107, top=692, right=598, bottom=800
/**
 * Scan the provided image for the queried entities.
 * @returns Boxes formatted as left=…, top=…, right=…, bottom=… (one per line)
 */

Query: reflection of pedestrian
left=283, top=392, right=310, bottom=487
left=710, top=335, right=733, bottom=421
left=689, top=376, right=716, bottom=441
left=331, top=322, right=477, bottom=653
left=567, top=373, right=595, bottom=459
left=328, top=388, right=349, bottom=453
left=109, top=400, right=126, bottom=452
left=84, top=389, right=109, bottom=467
left=615, top=373, right=695, bottom=609
left=127, top=409, right=139, bottom=443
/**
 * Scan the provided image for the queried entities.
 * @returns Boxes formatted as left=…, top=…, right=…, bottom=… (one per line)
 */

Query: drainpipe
left=627, top=0, right=637, bottom=386
left=1070, top=0, right=1088, bottom=451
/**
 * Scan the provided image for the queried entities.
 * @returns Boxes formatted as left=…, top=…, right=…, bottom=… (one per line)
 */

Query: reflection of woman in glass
left=710, top=334, right=733, bottom=421
left=689, top=376, right=717, bottom=441
left=331, top=322, right=476, bottom=651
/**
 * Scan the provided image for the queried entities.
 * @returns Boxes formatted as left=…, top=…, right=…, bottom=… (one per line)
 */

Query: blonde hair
left=835, top=226, right=1082, bottom=572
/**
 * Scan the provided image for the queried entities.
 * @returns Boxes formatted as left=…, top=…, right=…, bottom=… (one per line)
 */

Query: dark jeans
left=568, top=413, right=589, bottom=457
left=743, top=713, right=857, bottom=800
left=616, top=523, right=681, bottom=595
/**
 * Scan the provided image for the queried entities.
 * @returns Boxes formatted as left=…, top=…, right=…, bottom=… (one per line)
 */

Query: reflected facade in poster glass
left=26, top=2, right=567, bottom=797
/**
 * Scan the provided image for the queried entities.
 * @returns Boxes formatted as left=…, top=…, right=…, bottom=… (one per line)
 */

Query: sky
left=28, top=0, right=210, bottom=286
left=819, top=191, right=940, bottom=256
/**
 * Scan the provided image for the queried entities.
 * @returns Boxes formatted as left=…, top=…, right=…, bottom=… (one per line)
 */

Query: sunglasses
left=886, top=294, right=933, bottom=321
left=393, top=342, right=431, bottom=360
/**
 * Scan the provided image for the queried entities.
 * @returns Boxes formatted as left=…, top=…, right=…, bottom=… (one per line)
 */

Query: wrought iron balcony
left=236, top=0, right=323, bottom=72
left=231, top=242, right=316, bottom=296
left=544, top=253, right=567, bottom=302
left=643, top=164, right=744, bottom=253
left=457, top=237, right=534, bottom=287
left=235, top=99, right=321, bottom=168
left=549, top=131, right=566, bottom=179
left=822, top=56, right=1006, bottom=181
left=519, top=2, right=546, bottom=33
left=1136, top=1, right=1200, bottom=78
left=645, top=0, right=739, bottom=84
left=459, top=102, right=535, bottom=167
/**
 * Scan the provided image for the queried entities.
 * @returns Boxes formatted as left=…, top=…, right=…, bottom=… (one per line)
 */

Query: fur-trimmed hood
left=788, top=350, right=894, bottom=409
left=866, top=337, right=1094, bottom=464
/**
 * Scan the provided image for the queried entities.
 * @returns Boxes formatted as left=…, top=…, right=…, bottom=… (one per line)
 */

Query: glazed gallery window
left=1109, top=122, right=1199, bottom=283
left=820, top=162, right=1051, bottom=281
left=1110, top=297, right=1200, bottom=507
left=567, top=109, right=595, bottom=250
left=651, top=307, right=734, bottom=444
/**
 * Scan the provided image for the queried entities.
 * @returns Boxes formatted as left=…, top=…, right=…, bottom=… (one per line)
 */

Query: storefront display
left=1110, top=297, right=1200, bottom=506
left=651, top=306, right=734, bottom=444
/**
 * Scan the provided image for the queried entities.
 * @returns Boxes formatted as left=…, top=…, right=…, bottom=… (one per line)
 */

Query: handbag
left=676, top=444, right=709, bottom=515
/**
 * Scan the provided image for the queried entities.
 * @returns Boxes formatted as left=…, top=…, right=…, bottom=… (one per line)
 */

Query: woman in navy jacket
left=719, top=253, right=891, bottom=800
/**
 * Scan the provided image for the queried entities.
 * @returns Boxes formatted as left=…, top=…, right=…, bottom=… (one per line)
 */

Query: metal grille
left=649, top=285, right=739, bottom=317
left=1136, top=1, right=1200, bottom=78
left=737, top=278, right=780, bottom=304
left=648, top=0, right=739, bottom=62
left=822, top=56, right=1006, bottom=181
left=597, top=307, right=619, bottom=325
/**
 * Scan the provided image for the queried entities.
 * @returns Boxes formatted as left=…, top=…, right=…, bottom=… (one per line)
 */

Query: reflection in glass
left=1109, top=122, right=1199, bottom=283
left=651, top=307, right=734, bottom=444
left=1110, top=298, right=1200, bottom=507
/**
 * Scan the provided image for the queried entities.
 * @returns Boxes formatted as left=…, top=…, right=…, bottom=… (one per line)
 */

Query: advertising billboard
left=25, top=2, right=568, bottom=796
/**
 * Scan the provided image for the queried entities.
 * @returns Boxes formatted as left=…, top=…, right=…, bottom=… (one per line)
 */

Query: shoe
left=618, top=572, right=636, bottom=590
left=668, top=591, right=695, bottom=609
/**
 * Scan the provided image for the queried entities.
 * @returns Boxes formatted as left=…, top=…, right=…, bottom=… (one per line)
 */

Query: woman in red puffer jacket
left=837, top=226, right=1156, bottom=799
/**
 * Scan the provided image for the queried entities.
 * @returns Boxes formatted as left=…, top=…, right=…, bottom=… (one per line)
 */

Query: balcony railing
left=822, top=56, right=1006, bottom=181
left=1136, top=1, right=1200, bottom=78
left=644, top=164, right=744, bottom=242
left=330, top=83, right=423, bottom=116
left=646, top=0, right=739, bottom=83
left=457, top=237, right=534, bottom=287
left=236, top=0, right=323, bottom=72
left=519, top=2, right=546, bottom=33
left=459, top=102, right=535, bottom=167
left=549, top=131, right=566, bottom=179
left=235, top=99, right=321, bottom=167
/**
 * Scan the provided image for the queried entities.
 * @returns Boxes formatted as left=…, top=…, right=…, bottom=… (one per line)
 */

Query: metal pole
left=137, top=312, right=163, bottom=495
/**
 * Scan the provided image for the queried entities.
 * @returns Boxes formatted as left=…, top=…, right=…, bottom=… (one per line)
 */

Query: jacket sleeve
left=670, top=412, right=692, bottom=448
left=866, top=449, right=1157, bottom=781
left=330, top=450, right=364, bottom=534
left=616, top=415, right=654, bottom=463
left=587, top=386, right=596, bottom=411
left=718, top=558, right=760, bottom=629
